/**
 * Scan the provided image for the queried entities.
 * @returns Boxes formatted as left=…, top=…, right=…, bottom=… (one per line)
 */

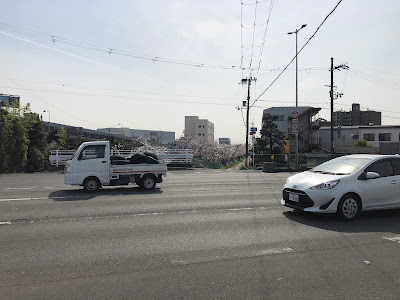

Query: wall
left=359, top=126, right=400, bottom=148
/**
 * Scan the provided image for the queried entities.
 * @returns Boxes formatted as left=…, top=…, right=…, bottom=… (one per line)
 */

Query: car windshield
left=311, top=157, right=372, bottom=175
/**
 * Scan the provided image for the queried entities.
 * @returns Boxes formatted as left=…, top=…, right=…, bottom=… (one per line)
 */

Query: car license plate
left=289, top=192, right=299, bottom=202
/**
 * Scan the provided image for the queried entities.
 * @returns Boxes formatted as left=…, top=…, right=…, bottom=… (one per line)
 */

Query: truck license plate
left=289, top=192, right=299, bottom=202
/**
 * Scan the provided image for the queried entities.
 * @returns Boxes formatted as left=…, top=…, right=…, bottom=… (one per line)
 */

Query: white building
left=184, top=116, right=214, bottom=142
left=358, top=125, right=400, bottom=147
left=219, top=138, right=231, bottom=145
left=97, top=127, right=175, bottom=145
left=318, top=125, right=400, bottom=150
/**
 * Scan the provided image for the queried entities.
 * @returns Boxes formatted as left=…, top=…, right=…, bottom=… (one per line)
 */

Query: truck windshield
left=69, top=150, right=79, bottom=161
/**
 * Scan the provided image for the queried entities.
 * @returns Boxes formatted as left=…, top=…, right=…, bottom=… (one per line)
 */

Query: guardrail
left=49, top=149, right=193, bottom=167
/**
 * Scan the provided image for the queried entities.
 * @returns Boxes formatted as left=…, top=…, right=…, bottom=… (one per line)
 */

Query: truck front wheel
left=83, top=177, right=101, bottom=192
left=140, top=175, right=156, bottom=190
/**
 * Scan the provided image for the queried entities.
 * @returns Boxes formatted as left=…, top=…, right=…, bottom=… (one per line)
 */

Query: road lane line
left=0, top=195, right=89, bottom=202
left=5, top=187, right=36, bottom=190
left=171, top=247, right=294, bottom=265
left=383, top=236, right=400, bottom=244
left=0, top=198, right=34, bottom=202
left=0, top=221, right=12, bottom=225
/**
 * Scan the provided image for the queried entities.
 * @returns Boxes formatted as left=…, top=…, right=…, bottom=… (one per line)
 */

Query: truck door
left=74, top=144, right=110, bottom=184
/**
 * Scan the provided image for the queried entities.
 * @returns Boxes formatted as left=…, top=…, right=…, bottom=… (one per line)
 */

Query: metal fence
left=251, top=153, right=307, bottom=169
left=49, top=149, right=193, bottom=167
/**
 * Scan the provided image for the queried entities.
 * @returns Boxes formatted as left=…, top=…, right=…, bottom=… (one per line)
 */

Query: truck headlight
left=65, top=165, right=71, bottom=173
left=310, top=179, right=340, bottom=190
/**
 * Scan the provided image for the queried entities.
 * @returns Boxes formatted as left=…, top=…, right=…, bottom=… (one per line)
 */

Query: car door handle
left=102, top=160, right=107, bottom=163
left=391, top=180, right=398, bottom=184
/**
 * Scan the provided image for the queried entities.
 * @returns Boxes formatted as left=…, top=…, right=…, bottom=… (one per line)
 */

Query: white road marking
left=171, top=247, right=294, bottom=265
left=0, top=195, right=86, bottom=202
left=0, top=221, right=12, bottom=225
left=383, top=236, right=400, bottom=244
left=5, top=187, right=36, bottom=190
left=0, top=198, right=34, bottom=202
left=44, top=187, right=54, bottom=189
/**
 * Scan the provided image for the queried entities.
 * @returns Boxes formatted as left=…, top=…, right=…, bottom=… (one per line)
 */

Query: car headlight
left=65, top=165, right=71, bottom=173
left=310, top=179, right=340, bottom=190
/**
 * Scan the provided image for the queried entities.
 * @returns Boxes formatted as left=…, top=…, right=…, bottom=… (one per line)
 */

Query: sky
left=0, top=0, right=399, bottom=144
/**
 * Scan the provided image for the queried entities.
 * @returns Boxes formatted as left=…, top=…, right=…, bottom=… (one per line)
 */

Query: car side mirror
left=78, top=153, right=83, bottom=160
left=366, top=171, right=380, bottom=179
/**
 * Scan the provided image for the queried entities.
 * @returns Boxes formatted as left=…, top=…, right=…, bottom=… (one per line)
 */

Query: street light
left=288, top=24, right=307, bottom=169
left=43, top=110, right=50, bottom=133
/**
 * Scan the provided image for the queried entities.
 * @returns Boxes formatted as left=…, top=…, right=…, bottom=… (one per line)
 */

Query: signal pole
left=242, top=76, right=256, bottom=168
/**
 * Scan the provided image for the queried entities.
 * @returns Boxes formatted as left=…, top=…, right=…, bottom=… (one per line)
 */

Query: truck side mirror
left=78, top=153, right=83, bottom=160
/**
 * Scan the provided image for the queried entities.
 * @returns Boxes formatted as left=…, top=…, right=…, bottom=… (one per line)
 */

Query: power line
left=0, top=22, right=324, bottom=74
left=334, top=58, right=400, bottom=77
left=0, top=22, right=240, bottom=71
left=345, top=69, right=400, bottom=90
left=0, top=73, right=332, bottom=105
left=0, top=85, right=237, bottom=107
left=252, top=0, right=344, bottom=106
left=0, top=74, right=239, bottom=100
left=346, top=72, right=400, bottom=91
left=255, top=0, right=274, bottom=76
left=248, top=0, right=259, bottom=70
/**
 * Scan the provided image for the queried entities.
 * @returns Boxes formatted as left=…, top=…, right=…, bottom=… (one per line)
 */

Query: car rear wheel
left=337, top=194, right=361, bottom=221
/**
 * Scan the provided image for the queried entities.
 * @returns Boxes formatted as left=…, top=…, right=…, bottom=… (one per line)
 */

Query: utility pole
left=329, top=57, right=349, bottom=154
left=330, top=58, right=334, bottom=154
left=288, top=24, right=307, bottom=169
left=241, top=76, right=256, bottom=168
left=43, top=110, right=50, bottom=133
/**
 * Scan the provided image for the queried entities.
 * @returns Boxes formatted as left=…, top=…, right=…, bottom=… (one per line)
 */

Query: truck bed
left=110, top=163, right=167, bottom=177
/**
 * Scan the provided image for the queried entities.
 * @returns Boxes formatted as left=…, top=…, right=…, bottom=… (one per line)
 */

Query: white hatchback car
left=282, top=154, right=400, bottom=221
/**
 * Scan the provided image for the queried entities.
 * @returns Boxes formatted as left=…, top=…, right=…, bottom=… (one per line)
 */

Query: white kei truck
left=64, top=141, right=167, bottom=192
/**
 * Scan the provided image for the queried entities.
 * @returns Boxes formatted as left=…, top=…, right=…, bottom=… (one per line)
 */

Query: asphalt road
left=0, top=169, right=399, bottom=299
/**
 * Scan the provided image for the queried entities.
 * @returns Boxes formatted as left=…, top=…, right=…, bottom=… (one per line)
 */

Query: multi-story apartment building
left=184, top=116, right=214, bottom=142
left=333, top=103, right=381, bottom=126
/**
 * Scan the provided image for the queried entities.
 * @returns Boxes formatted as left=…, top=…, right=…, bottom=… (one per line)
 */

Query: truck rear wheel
left=83, top=177, right=101, bottom=192
left=140, top=175, right=156, bottom=190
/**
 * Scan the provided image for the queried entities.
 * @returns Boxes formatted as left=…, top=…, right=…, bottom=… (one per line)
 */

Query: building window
left=198, top=125, right=202, bottom=128
left=198, top=134, right=201, bottom=136
left=276, top=115, right=284, bottom=121
left=352, top=134, right=359, bottom=140
left=379, top=133, right=391, bottom=141
left=363, top=133, right=375, bottom=141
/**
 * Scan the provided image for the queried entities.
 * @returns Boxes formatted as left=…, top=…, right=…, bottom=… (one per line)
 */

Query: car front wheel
left=337, top=194, right=361, bottom=221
